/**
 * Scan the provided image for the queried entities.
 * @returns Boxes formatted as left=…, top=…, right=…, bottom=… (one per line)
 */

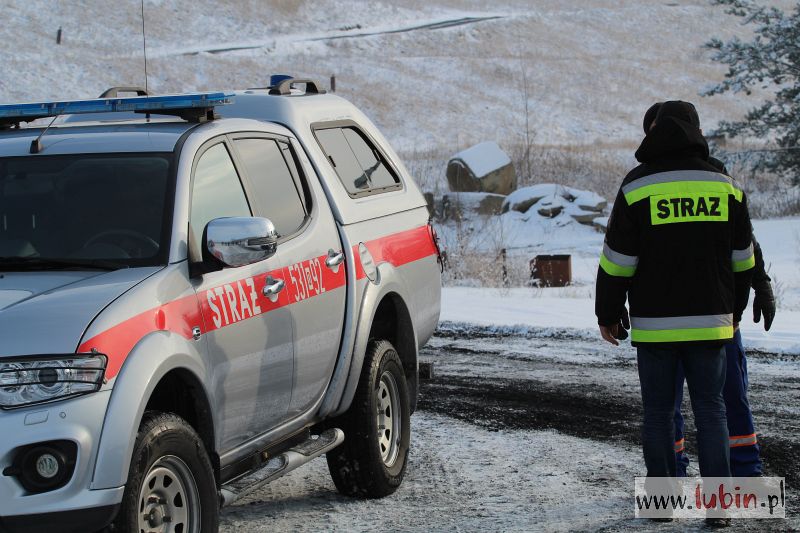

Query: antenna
left=30, top=114, right=60, bottom=154
left=140, top=0, right=149, bottom=94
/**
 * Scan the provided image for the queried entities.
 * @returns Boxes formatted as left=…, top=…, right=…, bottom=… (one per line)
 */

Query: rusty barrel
left=530, top=254, right=572, bottom=287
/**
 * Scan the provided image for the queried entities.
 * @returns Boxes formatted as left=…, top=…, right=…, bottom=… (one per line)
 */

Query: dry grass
left=401, top=142, right=631, bottom=201
left=507, top=143, right=631, bottom=200
left=434, top=217, right=530, bottom=289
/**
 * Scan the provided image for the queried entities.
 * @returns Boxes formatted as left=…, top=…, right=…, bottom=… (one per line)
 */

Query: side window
left=315, top=128, right=368, bottom=194
left=233, top=138, right=307, bottom=238
left=189, top=143, right=251, bottom=258
left=279, top=142, right=310, bottom=210
left=315, top=126, right=401, bottom=196
left=341, top=127, right=398, bottom=189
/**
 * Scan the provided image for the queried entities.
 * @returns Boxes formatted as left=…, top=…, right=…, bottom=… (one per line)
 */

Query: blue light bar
left=0, top=92, right=234, bottom=122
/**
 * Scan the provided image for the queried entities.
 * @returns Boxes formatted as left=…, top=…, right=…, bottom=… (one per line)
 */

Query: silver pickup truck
left=0, top=78, right=441, bottom=533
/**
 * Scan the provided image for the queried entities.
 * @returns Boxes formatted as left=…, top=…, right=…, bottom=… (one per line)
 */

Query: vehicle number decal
left=288, top=257, right=326, bottom=302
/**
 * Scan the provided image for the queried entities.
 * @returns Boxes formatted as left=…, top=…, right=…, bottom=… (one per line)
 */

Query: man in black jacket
left=641, top=103, right=776, bottom=478
left=596, top=102, right=755, bottom=495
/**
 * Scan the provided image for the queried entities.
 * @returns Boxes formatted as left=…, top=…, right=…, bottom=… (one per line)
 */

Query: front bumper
left=0, top=391, right=124, bottom=526
left=0, top=503, right=120, bottom=533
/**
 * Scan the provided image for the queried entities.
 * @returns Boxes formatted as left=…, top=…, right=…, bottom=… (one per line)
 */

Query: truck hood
left=0, top=267, right=161, bottom=357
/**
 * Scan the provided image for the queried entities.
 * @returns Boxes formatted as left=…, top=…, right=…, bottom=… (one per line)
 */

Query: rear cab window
left=313, top=122, right=402, bottom=197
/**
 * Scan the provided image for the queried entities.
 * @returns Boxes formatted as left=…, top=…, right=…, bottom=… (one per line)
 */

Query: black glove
left=614, top=306, right=631, bottom=340
left=753, top=279, right=776, bottom=331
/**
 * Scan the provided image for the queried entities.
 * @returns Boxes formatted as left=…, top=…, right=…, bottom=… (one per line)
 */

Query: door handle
left=326, top=249, right=345, bottom=270
left=263, top=276, right=285, bottom=302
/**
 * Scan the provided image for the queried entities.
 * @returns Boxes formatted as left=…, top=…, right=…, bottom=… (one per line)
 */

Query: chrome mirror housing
left=205, top=217, right=278, bottom=268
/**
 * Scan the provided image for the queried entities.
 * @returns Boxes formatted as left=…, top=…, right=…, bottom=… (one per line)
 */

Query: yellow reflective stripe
left=733, top=255, right=756, bottom=273
left=631, top=326, right=734, bottom=343
left=599, top=253, right=636, bottom=277
left=624, top=181, right=743, bottom=205
left=732, top=244, right=755, bottom=273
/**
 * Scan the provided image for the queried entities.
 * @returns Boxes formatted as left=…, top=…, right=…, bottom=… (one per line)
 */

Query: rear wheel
left=111, top=412, right=218, bottom=533
left=326, top=340, right=411, bottom=498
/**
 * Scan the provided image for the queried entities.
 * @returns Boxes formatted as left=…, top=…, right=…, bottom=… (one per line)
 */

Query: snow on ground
left=222, top=413, right=644, bottom=532
left=503, top=184, right=606, bottom=214
left=221, top=325, right=800, bottom=532
left=440, top=217, right=800, bottom=354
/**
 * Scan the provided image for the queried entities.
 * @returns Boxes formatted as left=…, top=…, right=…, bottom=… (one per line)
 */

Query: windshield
left=0, top=153, right=173, bottom=268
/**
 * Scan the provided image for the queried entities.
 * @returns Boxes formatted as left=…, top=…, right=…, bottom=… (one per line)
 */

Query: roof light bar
left=0, top=92, right=234, bottom=128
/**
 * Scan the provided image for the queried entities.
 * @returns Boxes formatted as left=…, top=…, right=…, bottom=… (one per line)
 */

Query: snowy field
left=439, top=217, right=800, bottom=355
left=222, top=414, right=644, bottom=532
left=2, top=0, right=796, bottom=156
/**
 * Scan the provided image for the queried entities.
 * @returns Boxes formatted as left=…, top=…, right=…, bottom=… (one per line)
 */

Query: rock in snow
left=501, top=184, right=608, bottom=226
left=570, top=208, right=600, bottom=224
left=502, top=184, right=556, bottom=214
left=451, top=141, right=512, bottom=179
left=536, top=195, right=567, bottom=218
left=592, top=216, right=610, bottom=231
left=572, top=190, right=607, bottom=213
left=447, top=142, right=517, bottom=195
left=442, top=192, right=507, bottom=219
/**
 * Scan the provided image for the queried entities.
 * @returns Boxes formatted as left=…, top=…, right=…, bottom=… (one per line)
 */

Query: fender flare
left=333, top=262, right=419, bottom=416
left=90, top=331, right=212, bottom=490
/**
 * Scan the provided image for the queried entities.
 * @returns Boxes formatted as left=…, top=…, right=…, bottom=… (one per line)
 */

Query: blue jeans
left=637, top=343, right=731, bottom=478
left=674, top=330, right=762, bottom=476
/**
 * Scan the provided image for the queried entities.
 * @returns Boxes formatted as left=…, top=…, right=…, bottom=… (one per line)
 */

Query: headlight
left=0, top=354, right=106, bottom=409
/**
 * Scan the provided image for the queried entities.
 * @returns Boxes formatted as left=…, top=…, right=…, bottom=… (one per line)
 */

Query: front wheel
left=111, top=412, right=219, bottom=533
left=326, top=340, right=411, bottom=498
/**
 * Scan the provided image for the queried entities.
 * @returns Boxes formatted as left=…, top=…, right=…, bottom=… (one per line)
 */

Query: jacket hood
left=634, top=116, right=710, bottom=164
left=0, top=267, right=161, bottom=357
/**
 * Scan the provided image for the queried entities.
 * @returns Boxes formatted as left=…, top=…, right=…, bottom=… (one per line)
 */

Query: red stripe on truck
left=355, top=225, right=439, bottom=279
left=79, top=226, right=436, bottom=379
left=78, top=294, right=202, bottom=380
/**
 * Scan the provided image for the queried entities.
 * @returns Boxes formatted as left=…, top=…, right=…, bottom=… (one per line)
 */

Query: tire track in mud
left=418, top=375, right=640, bottom=441
left=418, top=334, right=800, bottom=491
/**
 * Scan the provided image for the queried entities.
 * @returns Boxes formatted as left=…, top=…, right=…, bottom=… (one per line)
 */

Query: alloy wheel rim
left=137, top=455, right=201, bottom=533
left=377, top=370, right=402, bottom=467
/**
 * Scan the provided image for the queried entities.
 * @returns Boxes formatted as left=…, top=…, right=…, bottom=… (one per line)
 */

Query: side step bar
left=219, top=428, right=344, bottom=507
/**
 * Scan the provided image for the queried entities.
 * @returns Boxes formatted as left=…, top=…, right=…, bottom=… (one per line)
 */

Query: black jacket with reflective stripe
left=595, top=116, right=755, bottom=346
left=710, top=156, right=769, bottom=291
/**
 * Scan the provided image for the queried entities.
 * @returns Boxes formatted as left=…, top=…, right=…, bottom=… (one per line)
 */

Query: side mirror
left=205, top=217, right=278, bottom=268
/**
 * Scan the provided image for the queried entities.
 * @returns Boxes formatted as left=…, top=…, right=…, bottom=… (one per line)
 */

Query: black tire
left=110, top=412, right=218, bottom=533
left=326, top=340, right=411, bottom=498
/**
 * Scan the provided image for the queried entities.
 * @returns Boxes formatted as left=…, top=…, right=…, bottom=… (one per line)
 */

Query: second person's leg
left=673, top=362, right=689, bottom=476
left=725, top=330, right=762, bottom=476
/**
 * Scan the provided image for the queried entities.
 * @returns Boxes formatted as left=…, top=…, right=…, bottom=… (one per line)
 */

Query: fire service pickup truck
left=0, top=78, right=441, bottom=533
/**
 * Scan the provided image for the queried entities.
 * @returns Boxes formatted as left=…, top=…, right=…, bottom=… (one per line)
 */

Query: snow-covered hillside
left=2, top=0, right=795, bottom=156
